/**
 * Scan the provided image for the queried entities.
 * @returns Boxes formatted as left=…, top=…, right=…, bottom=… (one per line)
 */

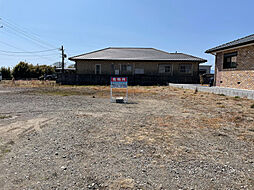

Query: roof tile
left=69, top=47, right=206, bottom=62
left=206, top=34, right=254, bottom=53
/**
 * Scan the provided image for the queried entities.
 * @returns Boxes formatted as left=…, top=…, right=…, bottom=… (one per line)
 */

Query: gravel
left=0, top=85, right=253, bottom=189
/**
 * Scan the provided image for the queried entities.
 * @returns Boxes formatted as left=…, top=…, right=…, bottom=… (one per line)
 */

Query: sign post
left=110, top=77, right=128, bottom=103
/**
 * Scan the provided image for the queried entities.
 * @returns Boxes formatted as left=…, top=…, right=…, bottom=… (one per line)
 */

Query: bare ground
left=0, top=82, right=254, bottom=190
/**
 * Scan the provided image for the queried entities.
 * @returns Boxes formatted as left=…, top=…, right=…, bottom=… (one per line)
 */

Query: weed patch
left=0, top=115, right=11, bottom=119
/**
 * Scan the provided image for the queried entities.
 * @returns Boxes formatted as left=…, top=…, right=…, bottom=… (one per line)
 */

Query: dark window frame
left=95, top=64, right=101, bottom=75
left=121, top=64, right=132, bottom=73
left=179, top=64, right=192, bottom=74
left=164, top=66, right=171, bottom=73
left=223, top=52, right=237, bottom=69
left=158, top=64, right=172, bottom=74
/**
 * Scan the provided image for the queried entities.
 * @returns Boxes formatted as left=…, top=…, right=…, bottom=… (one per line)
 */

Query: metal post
left=110, top=85, right=113, bottom=102
left=126, top=85, right=128, bottom=103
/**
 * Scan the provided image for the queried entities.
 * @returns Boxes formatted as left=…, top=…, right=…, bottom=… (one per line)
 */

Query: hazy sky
left=0, top=0, right=253, bottom=69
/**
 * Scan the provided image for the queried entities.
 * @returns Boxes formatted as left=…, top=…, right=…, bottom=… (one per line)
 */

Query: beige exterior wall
left=75, top=60, right=199, bottom=76
left=215, top=45, right=254, bottom=90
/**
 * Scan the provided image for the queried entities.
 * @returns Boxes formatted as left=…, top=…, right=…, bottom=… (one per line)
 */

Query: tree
left=0, top=67, right=12, bottom=79
left=12, top=62, right=56, bottom=79
left=12, top=62, right=31, bottom=79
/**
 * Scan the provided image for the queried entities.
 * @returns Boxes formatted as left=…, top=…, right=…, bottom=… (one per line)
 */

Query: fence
left=56, top=74, right=200, bottom=86
left=168, top=83, right=254, bottom=100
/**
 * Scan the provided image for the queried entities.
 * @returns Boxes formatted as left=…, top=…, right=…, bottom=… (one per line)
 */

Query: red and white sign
left=110, top=77, right=128, bottom=103
left=111, top=77, right=128, bottom=88
left=111, top=77, right=127, bottom=82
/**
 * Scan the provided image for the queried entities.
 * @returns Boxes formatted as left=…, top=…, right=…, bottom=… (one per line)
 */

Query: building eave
left=205, top=41, right=254, bottom=54
left=69, top=58, right=206, bottom=63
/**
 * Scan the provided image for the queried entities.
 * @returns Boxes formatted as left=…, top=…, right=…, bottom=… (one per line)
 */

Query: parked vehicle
left=200, top=73, right=214, bottom=85
left=41, top=73, right=57, bottom=80
left=209, top=77, right=214, bottom=87
left=0, top=72, right=2, bottom=81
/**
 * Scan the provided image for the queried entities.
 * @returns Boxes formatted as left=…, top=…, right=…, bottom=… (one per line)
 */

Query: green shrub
left=0, top=67, right=12, bottom=79
left=12, top=62, right=55, bottom=79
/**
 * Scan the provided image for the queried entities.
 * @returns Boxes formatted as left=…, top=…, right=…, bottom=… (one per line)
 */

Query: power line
left=0, top=40, right=24, bottom=50
left=1, top=24, right=54, bottom=49
left=0, top=52, right=61, bottom=57
left=0, top=43, right=59, bottom=62
left=0, top=17, right=51, bottom=43
left=0, top=17, right=62, bottom=63
left=0, top=17, right=56, bottom=48
left=0, top=39, right=60, bottom=63
left=0, top=41, right=59, bottom=61
left=0, top=48, right=59, bottom=54
left=0, top=18, right=57, bottom=49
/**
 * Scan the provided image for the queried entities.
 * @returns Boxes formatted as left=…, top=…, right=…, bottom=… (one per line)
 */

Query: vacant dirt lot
left=0, top=81, right=254, bottom=190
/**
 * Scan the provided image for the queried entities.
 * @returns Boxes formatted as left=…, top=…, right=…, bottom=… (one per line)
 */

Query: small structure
left=199, top=64, right=212, bottom=74
left=206, top=34, right=254, bottom=90
left=61, top=47, right=207, bottom=85
left=55, top=67, right=76, bottom=74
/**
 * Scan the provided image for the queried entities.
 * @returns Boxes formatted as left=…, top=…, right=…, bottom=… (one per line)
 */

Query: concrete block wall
left=168, top=83, right=254, bottom=100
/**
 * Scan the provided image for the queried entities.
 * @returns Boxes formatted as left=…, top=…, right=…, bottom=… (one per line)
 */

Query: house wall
left=60, top=60, right=201, bottom=85
left=199, top=65, right=211, bottom=74
left=215, top=45, right=254, bottom=90
left=75, top=60, right=199, bottom=76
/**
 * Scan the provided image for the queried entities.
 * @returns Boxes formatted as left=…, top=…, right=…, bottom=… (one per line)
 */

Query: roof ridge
left=206, top=33, right=254, bottom=53
left=69, top=47, right=111, bottom=60
left=153, top=49, right=206, bottom=61
left=216, top=34, right=254, bottom=48
left=108, top=47, right=154, bottom=49
left=178, top=52, right=207, bottom=60
left=151, top=48, right=183, bottom=55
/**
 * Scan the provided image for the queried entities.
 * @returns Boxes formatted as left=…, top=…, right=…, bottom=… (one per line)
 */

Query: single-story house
left=206, top=34, right=254, bottom=90
left=199, top=64, right=212, bottom=74
left=62, top=47, right=206, bottom=85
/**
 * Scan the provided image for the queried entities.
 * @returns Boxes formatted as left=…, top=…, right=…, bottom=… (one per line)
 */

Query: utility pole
left=60, top=45, right=65, bottom=73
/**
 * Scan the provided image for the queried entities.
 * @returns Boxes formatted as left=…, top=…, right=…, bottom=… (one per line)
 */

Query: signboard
left=111, top=77, right=128, bottom=88
left=110, top=77, right=128, bottom=103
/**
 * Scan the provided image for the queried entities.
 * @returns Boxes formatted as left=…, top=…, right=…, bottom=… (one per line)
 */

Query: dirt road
left=0, top=85, right=253, bottom=189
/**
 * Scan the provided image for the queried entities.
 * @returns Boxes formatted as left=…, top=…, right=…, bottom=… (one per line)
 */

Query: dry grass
left=1, top=80, right=160, bottom=98
left=0, top=115, right=11, bottom=120
left=1, top=80, right=57, bottom=88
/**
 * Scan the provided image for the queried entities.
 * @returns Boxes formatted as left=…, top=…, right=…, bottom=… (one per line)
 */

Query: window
left=159, top=65, right=172, bottom=74
left=223, top=52, right=237, bottom=69
left=179, top=64, right=192, bottom=74
left=122, top=65, right=127, bottom=72
left=135, top=68, right=144, bottom=74
left=199, top=69, right=207, bottom=74
left=121, top=65, right=132, bottom=72
left=95, top=64, right=101, bottom=74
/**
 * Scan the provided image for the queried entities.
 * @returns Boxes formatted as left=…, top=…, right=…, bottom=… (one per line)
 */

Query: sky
left=0, top=0, right=254, bottom=70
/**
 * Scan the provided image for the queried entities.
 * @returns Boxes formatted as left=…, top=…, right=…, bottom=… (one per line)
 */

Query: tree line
left=0, top=62, right=56, bottom=80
